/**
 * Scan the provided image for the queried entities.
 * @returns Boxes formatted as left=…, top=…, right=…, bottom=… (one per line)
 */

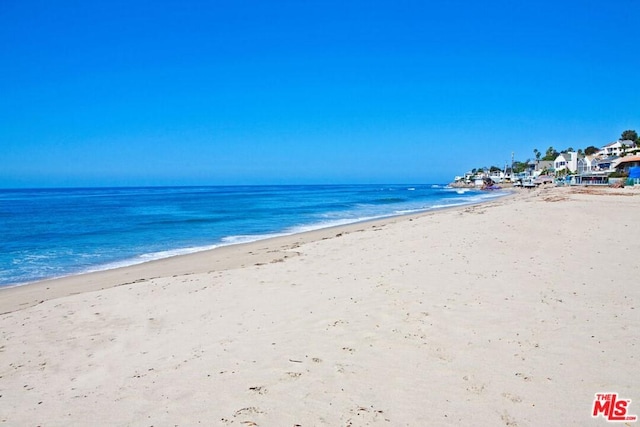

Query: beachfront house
left=597, top=140, right=636, bottom=158
left=565, top=154, right=611, bottom=185
left=619, top=140, right=637, bottom=156
left=488, top=170, right=508, bottom=183
left=595, top=157, right=619, bottom=172
left=598, top=141, right=624, bottom=158
left=554, top=152, right=579, bottom=173
left=626, top=145, right=640, bottom=156
left=571, top=173, right=609, bottom=185
left=534, top=160, right=553, bottom=176
left=615, top=155, right=640, bottom=174
left=577, top=155, right=598, bottom=174
left=613, top=155, right=640, bottom=186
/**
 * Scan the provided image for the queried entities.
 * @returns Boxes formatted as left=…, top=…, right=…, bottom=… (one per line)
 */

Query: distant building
left=554, top=152, right=579, bottom=173
left=577, top=155, right=598, bottom=174
left=615, top=155, right=640, bottom=174
left=533, top=160, right=553, bottom=175
left=595, top=157, right=619, bottom=172
left=597, top=140, right=636, bottom=158
left=626, top=145, right=640, bottom=156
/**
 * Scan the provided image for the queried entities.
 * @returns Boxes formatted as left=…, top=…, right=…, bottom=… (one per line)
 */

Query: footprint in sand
left=344, top=406, right=390, bottom=424
left=466, top=383, right=486, bottom=395
left=233, top=407, right=264, bottom=417
left=501, top=411, right=520, bottom=426
left=248, top=386, right=268, bottom=395
left=501, top=392, right=523, bottom=403
left=284, top=371, right=302, bottom=379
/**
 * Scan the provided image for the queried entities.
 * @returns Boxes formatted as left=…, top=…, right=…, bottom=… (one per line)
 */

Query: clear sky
left=1, top=0, right=638, bottom=187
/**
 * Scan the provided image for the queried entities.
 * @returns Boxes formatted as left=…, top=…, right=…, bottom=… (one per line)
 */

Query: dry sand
left=1, top=185, right=638, bottom=426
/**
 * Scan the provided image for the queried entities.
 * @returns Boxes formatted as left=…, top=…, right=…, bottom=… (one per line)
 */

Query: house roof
left=602, top=140, right=621, bottom=148
left=597, top=156, right=619, bottom=164
left=578, top=155, right=597, bottom=164
left=556, top=151, right=582, bottom=161
left=602, top=139, right=636, bottom=148
left=616, top=155, right=640, bottom=165
left=536, top=160, right=553, bottom=166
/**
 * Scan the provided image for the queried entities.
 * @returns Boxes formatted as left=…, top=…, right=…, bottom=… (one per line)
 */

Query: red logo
left=592, top=393, right=637, bottom=422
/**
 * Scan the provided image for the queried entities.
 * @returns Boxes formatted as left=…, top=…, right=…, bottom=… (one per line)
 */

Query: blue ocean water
left=0, top=185, right=506, bottom=287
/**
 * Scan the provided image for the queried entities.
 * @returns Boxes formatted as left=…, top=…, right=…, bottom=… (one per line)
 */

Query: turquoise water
left=0, top=184, right=505, bottom=286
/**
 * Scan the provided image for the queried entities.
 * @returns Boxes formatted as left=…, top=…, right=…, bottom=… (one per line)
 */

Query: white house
left=597, top=140, right=636, bottom=158
left=598, top=141, right=624, bottom=157
left=554, top=152, right=579, bottom=173
left=577, top=155, right=598, bottom=174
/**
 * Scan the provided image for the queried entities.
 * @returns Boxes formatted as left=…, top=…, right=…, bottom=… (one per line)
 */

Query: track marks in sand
left=221, top=406, right=265, bottom=426
left=248, top=386, right=268, bottom=395
left=462, top=375, right=487, bottom=395
left=500, top=411, right=520, bottom=426
left=461, top=206, right=487, bottom=215
left=501, top=392, right=523, bottom=403
left=514, top=372, right=533, bottom=382
left=219, top=356, right=330, bottom=426
left=344, top=405, right=390, bottom=426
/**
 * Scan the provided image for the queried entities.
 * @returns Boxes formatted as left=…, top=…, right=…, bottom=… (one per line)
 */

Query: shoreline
left=0, top=185, right=504, bottom=290
left=1, top=185, right=638, bottom=425
left=0, top=190, right=513, bottom=314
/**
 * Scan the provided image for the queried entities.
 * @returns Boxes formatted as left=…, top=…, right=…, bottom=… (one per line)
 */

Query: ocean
left=0, top=184, right=506, bottom=287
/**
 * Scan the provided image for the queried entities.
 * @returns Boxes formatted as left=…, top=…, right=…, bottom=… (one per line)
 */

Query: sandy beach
left=1, top=185, right=638, bottom=426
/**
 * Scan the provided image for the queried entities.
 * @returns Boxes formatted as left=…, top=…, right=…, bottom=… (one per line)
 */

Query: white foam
left=286, top=217, right=380, bottom=234
left=220, top=233, right=287, bottom=245
left=427, top=201, right=470, bottom=209
left=82, top=244, right=220, bottom=273
left=394, top=208, right=424, bottom=214
left=3, top=187, right=512, bottom=288
left=138, top=245, right=220, bottom=260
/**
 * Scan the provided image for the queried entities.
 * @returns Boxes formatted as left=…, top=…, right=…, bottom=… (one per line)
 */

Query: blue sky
left=1, top=0, right=638, bottom=187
